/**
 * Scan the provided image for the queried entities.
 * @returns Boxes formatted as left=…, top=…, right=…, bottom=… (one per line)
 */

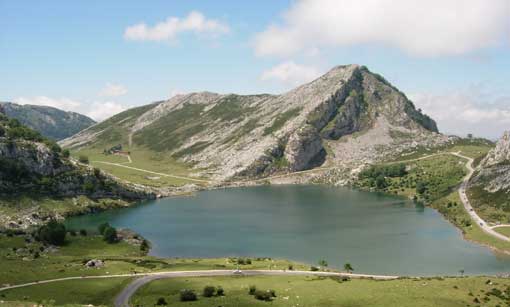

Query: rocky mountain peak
left=482, top=131, right=510, bottom=167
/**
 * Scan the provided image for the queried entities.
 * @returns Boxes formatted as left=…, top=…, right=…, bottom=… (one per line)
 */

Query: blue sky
left=1, top=0, right=509, bottom=138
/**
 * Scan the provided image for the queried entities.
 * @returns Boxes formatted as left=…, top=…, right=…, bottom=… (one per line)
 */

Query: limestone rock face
left=285, top=125, right=325, bottom=171
left=482, top=131, right=510, bottom=167
left=0, top=141, right=69, bottom=177
left=470, top=131, right=510, bottom=193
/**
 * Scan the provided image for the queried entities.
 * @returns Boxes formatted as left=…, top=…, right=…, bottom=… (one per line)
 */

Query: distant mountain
left=0, top=102, right=95, bottom=140
left=468, top=131, right=510, bottom=223
left=62, top=64, right=446, bottom=182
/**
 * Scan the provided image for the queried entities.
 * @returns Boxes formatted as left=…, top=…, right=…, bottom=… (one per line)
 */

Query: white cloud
left=99, top=83, right=127, bottom=97
left=14, top=96, right=81, bottom=112
left=410, top=91, right=510, bottom=139
left=260, top=61, right=322, bottom=86
left=13, top=96, right=125, bottom=121
left=86, top=101, right=126, bottom=121
left=254, top=0, right=510, bottom=57
left=124, top=11, right=230, bottom=42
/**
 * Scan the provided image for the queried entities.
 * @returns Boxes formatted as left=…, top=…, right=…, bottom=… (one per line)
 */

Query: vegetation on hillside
left=1, top=102, right=95, bottom=140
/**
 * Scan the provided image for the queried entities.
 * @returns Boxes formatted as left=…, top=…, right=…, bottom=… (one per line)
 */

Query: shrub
left=98, top=222, right=111, bottom=235
left=36, top=220, right=66, bottom=246
left=254, top=290, right=272, bottom=301
left=69, top=230, right=77, bottom=236
left=156, top=297, right=167, bottom=305
left=140, top=239, right=149, bottom=252
left=62, top=149, right=70, bottom=158
left=78, top=155, right=89, bottom=164
left=216, top=286, right=224, bottom=296
left=103, top=226, right=118, bottom=243
left=249, top=285, right=257, bottom=295
left=288, top=264, right=294, bottom=270
left=79, top=229, right=87, bottom=236
left=93, top=168, right=101, bottom=178
left=203, top=286, right=216, bottom=297
left=310, top=266, right=319, bottom=271
left=180, top=289, right=197, bottom=302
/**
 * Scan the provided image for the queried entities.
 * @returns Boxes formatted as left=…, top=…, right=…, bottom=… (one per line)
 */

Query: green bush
left=310, top=266, right=319, bottom=271
left=202, top=286, right=216, bottom=297
left=98, top=222, right=111, bottom=235
left=62, top=149, right=70, bottom=158
left=37, top=220, right=66, bottom=246
left=79, top=229, right=87, bottom=236
left=103, top=226, right=118, bottom=244
left=156, top=297, right=167, bottom=305
left=249, top=285, right=257, bottom=295
left=216, top=286, right=224, bottom=296
left=254, top=290, right=273, bottom=301
left=180, top=289, right=197, bottom=301
left=78, top=155, right=89, bottom=164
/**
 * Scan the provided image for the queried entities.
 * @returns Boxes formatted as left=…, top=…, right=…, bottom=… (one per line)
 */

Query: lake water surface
left=66, top=185, right=510, bottom=276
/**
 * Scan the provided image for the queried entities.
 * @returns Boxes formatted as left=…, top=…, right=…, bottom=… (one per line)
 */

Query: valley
left=2, top=66, right=510, bottom=307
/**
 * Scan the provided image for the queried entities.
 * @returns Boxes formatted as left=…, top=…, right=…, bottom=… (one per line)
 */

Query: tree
left=103, top=226, right=118, bottom=243
left=203, top=286, right=216, bottom=297
left=179, top=289, right=197, bottom=301
left=156, top=297, right=167, bottom=305
left=78, top=155, right=89, bottom=164
left=216, top=286, right=224, bottom=296
left=79, top=229, right=87, bottom=236
left=98, top=222, right=111, bottom=235
left=0, top=125, right=4, bottom=137
left=37, top=220, right=66, bottom=246
left=375, top=175, right=387, bottom=189
left=140, top=239, right=150, bottom=252
left=62, top=149, right=70, bottom=158
left=416, top=182, right=427, bottom=194
left=459, top=269, right=465, bottom=276
left=344, top=263, right=354, bottom=273
left=318, top=259, right=328, bottom=269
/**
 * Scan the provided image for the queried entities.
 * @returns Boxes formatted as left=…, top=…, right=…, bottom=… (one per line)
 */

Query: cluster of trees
left=98, top=222, right=118, bottom=243
left=359, top=164, right=407, bottom=189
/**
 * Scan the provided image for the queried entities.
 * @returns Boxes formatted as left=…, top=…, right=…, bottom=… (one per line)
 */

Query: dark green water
left=66, top=185, right=510, bottom=276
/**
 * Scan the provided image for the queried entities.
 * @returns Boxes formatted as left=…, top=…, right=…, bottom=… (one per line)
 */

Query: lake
left=65, top=185, right=510, bottom=276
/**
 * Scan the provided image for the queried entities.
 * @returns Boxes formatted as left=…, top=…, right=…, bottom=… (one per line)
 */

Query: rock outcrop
left=481, top=131, right=510, bottom=168
left=285, top=125, right=325, bottom=171
left=471, top=131, right=510, bottom=193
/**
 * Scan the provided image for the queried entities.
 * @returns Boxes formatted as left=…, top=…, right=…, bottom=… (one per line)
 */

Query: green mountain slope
left=0, top=102, right=95, bottom=140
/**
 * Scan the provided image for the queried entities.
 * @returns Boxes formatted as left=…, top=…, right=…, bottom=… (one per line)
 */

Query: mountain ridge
left=61, top=64, right=446, bottom=183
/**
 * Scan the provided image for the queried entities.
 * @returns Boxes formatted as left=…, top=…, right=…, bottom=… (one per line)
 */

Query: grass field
left=390, top=138, right=493, bottom=162
left=131, top=275, right=510, bottom=307
left=494, top=227, right=510, bottom=237
left=1, top=278, right=132, bottom=306
left=0, top=234, right=308, bottom=286
left=72, top=147, right=209, bottom=187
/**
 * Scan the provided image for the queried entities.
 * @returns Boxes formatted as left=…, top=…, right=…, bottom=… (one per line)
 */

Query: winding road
left=451, top=152, right=510, bottom=242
